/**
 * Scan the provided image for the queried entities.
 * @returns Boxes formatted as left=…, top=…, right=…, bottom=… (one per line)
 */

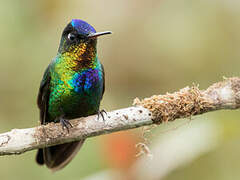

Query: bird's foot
left=97, top=109, right=107, bottom=121
left=59, top=116, right=73, bottom=133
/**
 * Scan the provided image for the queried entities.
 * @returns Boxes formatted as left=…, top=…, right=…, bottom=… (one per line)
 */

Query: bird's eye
left=67, top=33, right=76, bottom=41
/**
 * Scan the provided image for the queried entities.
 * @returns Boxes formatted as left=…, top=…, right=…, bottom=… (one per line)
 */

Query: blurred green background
left=1, top=0, right=240, bottom=179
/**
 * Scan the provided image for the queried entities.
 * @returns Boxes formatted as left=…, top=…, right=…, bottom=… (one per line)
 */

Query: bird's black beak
left=88, top=31, right=112, bottom=38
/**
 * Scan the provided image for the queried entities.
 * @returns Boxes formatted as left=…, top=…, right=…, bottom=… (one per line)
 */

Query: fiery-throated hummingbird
left=36, top=19, right=111, bottom=171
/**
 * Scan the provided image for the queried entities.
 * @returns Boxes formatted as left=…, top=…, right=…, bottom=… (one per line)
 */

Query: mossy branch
left=0, top=77, right=240, bottom=155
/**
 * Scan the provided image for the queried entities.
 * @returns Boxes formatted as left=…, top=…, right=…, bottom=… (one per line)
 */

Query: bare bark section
left=0, top=77, right=240, bottom=156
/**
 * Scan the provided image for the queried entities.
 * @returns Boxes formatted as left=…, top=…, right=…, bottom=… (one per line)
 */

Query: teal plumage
left=48, top=55, right=104, bottom=120
left=36, top=19, right=111, bottom=171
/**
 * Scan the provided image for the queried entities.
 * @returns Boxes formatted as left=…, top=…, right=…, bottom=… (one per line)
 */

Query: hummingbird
left=36, top=19, right=111, bottom=171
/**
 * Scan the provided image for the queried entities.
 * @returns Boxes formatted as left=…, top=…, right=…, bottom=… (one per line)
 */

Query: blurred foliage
left=0, top=0, right=240, bottom=179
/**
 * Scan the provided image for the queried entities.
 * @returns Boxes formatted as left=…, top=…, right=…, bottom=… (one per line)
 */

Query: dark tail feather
left=36, top=149, right=44, bottom=165
left=36, top=139, right=85, bottom=171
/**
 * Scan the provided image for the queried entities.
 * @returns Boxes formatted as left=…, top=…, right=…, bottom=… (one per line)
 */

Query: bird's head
left=58, top=19, right=111, bottom=58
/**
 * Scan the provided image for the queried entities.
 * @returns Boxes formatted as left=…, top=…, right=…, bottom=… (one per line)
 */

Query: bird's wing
left=100, top=63, right=105, bottom=99
left=37, top=65, right=51, bottom=124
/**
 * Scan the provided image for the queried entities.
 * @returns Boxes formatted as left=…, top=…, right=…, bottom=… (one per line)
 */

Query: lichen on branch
left=134, top=86, right=213, bottom=124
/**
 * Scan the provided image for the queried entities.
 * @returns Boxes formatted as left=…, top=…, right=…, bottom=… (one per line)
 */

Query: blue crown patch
left=71, top=19, right=96, bottom=35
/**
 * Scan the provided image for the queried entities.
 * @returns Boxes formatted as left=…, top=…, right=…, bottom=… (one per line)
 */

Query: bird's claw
left=97, top=109, right=107, bottom=121
left=60, top=117, right=73, bottom=133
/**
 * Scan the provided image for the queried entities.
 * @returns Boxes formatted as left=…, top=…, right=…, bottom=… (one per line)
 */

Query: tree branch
left=1, top=77, right=240, bottom=156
